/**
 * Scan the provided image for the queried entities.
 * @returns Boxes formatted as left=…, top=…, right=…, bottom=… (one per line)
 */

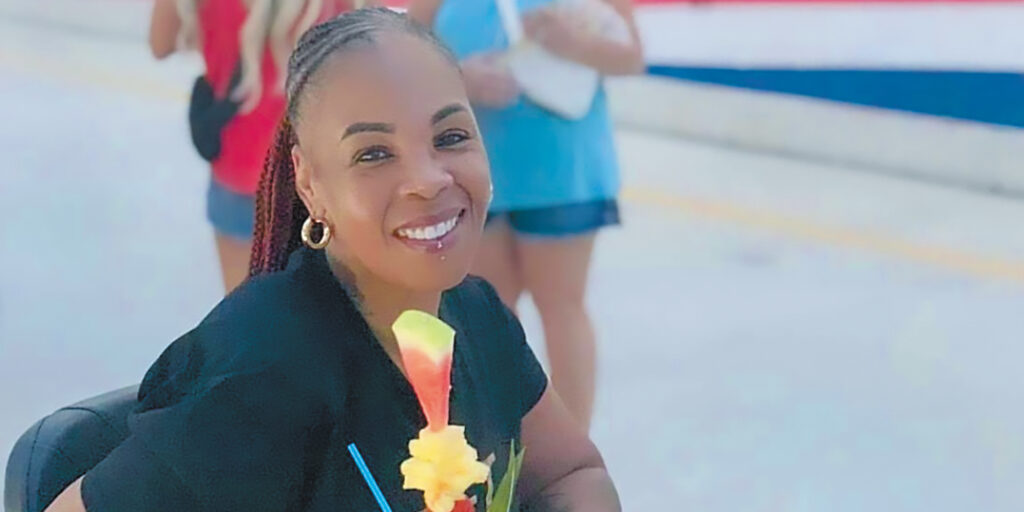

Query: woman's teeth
left=397, top=215, right=459, bottom=241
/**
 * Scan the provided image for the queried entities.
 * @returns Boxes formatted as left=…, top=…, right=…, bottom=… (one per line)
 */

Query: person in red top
left=149, top=0, right=361, bottom=292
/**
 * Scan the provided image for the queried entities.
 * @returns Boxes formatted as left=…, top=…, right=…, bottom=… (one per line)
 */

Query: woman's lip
left=395, top=210, right=464, bottom=254
left=393, top=206, right=465, bottom=233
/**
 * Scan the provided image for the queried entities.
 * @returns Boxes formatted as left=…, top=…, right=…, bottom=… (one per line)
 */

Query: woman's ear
left=292, top=144, right=321, bottom=217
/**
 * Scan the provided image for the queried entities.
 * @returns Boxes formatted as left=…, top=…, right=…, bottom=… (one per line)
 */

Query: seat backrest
left=4, top=386, right=139, bottom=512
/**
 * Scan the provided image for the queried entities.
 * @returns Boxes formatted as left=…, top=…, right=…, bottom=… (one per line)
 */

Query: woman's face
left=292, top=32, right=491, bottom=292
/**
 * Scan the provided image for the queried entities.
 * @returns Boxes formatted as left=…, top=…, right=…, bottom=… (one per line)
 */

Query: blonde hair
left=176, top=0, right=332, bottom=112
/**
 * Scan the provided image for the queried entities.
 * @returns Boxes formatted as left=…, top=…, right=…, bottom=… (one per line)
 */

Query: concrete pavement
left=3, top=3, right=1024, bottom=510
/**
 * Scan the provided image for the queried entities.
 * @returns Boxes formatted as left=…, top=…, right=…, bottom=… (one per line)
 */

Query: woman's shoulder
left=211, top=250, right=352, bottom=346
left=206, top=265, right=317, bottom=325
left=141, top=252, right=354, bottom=403
left=195, top=273, right=316, bottom=358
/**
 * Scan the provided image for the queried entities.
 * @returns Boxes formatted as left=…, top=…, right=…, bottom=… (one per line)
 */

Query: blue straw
left=347, top=443, right=394, bottom=512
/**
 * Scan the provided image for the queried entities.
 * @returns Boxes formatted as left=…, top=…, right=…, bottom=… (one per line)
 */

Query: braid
left=249, top=118, right=307, bottom=276
left=285, top=7, right=457, bottom=121
left=249, top=7, right=459, bottom=276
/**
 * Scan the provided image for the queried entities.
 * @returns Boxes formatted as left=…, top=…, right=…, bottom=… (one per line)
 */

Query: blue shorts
left=207, top=178, right=255, bottom=241
left=485, top=199, right=620, bottom=238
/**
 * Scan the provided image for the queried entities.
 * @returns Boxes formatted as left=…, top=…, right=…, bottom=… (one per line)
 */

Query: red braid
left=249, top=118, right=309, bottom=276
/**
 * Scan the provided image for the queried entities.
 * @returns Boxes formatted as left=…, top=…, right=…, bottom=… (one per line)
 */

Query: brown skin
left=45, top=32, right=618, bottom=512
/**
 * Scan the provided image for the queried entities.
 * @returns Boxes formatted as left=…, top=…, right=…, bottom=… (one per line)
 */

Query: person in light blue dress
left=410, top=0, right=644, bottom=430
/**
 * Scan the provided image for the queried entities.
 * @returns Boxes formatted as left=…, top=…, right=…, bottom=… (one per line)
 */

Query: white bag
left=495, top=0, right=630, bottom=120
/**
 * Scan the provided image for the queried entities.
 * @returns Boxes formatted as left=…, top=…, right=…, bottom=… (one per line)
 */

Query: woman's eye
left=354, top=146, right=392, bottom=164
left=435, top=130, right=470, bottom=148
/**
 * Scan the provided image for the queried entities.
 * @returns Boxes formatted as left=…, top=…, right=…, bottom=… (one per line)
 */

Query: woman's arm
left=149, top=0, right=182, bottom=59
left=518, top=387, right=621, bottom=511
left=44, top=477, right=86, bottom=512
left=523, top=0, right=645, bottom=76
left=407, top=0, right=520, bottom=108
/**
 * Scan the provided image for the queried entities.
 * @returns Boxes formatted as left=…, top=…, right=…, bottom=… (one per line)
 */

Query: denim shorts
left=485, top=199, right=620, bottom=238
left=207, top=178, right=255, bottom=241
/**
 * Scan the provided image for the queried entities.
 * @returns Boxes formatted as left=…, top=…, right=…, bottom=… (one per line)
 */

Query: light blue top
left=434, top=0, right=621, bottom=211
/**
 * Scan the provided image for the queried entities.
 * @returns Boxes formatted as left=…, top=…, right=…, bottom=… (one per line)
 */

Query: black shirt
left=81, top=247, right=548, bottom=512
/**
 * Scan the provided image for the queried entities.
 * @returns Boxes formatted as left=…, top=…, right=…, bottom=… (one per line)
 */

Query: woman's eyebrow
left=339, top=104, right=465, bottom=141
left=341, top=122, right=395, bottom=140
left=431, top=103, right=467, bottom=125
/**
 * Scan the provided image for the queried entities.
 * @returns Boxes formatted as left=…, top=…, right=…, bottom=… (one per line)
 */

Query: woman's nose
left=400, top=152, right=454, bottom=200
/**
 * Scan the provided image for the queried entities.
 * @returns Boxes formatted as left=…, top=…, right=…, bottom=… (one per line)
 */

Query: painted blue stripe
left=648, top=66, right=1024, bottom=129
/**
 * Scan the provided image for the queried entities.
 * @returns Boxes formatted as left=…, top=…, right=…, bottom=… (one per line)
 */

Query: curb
left=606, top=75, right=1024, bottom=198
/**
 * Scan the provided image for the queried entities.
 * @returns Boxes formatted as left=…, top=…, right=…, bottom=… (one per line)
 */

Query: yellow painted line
left=0, top=51, right=188, bottom=103
left=6, top=46, right=1024, bottom=285
left=623, top=186, right=1024, bottom=284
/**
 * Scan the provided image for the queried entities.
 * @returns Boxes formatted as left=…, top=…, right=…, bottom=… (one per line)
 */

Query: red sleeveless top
left=198, top=0, right=352, bottom=195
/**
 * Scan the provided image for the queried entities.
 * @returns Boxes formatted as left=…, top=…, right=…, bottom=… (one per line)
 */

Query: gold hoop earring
left=301, top=216, right=332, bottom=250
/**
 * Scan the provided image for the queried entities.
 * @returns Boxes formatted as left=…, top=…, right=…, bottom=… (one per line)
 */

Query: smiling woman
left=251, top=31, right=492, bottom=293
left=42, top=7, right=618, bottom=512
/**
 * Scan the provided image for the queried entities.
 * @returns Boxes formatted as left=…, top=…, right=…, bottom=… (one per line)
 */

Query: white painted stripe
left=606, top=75, right=1024, bottom=196
left=638, top=4, right=1024, bottom=71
